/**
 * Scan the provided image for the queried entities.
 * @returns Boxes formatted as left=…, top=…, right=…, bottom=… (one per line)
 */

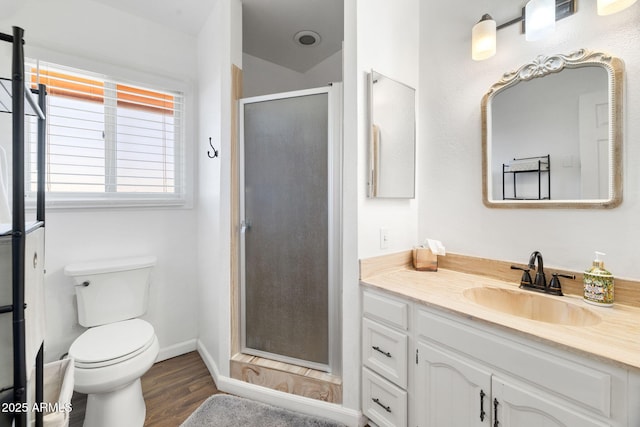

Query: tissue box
left=413, top=248, right=438, bottom=271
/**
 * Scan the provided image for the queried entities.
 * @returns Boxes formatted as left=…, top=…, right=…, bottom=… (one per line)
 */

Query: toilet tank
left=64, top=256, right=157, bottom=327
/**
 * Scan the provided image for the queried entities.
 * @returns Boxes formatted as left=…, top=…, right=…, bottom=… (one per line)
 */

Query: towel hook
left=207, top=137, right=219, bottom=159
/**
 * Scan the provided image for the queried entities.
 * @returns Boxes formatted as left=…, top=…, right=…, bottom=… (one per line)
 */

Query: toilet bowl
left=65, top=256, right=158, bottom=427
left=70, top=319, right=159, bottom=427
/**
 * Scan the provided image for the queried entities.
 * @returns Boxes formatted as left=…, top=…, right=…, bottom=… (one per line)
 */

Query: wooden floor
left=70, top=352, right=222, bottom=427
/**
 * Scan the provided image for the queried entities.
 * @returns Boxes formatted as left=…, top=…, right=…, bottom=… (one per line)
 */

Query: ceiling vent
left=293, top=30, right=321, bottom=47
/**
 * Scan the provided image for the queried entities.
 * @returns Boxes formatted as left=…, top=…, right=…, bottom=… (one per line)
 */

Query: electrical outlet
left=380, top=228, right=389, bottom=249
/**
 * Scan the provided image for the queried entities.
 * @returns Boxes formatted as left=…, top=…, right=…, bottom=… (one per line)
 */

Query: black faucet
left=528, top=251, right=546, bottom=290
left=511, top=251, right=575, bottom=296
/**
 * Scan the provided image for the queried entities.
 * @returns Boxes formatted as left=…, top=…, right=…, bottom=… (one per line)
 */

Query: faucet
left=511, top=251, right=575, bottom=296
left=528, top=251, right=546, bottom=290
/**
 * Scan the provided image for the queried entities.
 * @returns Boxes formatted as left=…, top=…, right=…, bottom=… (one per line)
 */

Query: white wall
left=419, top=0, right=640, bottom=278
left=196, top=0, right=242, bottom=379
left=242, top=54, right=306, bottom=97
left=304, top=50, right=343, bottom=88
left=333, top=0, right=420, bottom=415
left=0, top=0, right=200, bottom=362
left=357, top=0, right=420, bottom=259
left=242, top=50, right=342, bottom=98
left=341, top=0, right=360, bottom=413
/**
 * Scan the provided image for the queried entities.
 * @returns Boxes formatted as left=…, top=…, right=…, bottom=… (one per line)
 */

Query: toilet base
left=83, top=378, right=146, bottom=427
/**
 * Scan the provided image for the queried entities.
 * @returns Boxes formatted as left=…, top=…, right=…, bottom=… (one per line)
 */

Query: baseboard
left=196, top=340, right=365, bottom=427
left=196, top=339, right=222, bottom=384
left=217, top=375, right=365, bottom=427
left=156, top=339, right=197, bottom=362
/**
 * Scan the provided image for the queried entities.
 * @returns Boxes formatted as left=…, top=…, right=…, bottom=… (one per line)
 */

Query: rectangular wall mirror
left=482, top=50, right=624, bottom=209
left=368, top=70, right=416, bottom=198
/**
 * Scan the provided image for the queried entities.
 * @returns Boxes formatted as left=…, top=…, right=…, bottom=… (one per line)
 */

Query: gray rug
left=180, top=395, right=346, bottom=427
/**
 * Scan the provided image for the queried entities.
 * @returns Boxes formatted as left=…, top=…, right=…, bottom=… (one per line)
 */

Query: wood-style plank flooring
left=70, top=352, right=222, bottom=427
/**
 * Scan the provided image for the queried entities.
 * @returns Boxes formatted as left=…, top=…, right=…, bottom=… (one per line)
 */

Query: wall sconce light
left=471, top=14, right=497, bottom=61
left=472, top=0, right=576, bottom=61
left=597, top=0, right=638, bottom=15
left=473, top=0, right=637, bottom=60
left=525, top=0, right=556, bottom=41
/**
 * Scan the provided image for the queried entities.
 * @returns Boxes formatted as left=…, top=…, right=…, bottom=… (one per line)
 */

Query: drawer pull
left=479, top=389, right=486, bottom=421
left=493, top=398, right=499, bottom=427
left=372, top=398, right=392, bottom=413
left=372, top=346, right=392, bottom=358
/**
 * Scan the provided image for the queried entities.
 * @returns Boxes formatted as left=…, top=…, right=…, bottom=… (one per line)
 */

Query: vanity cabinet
left=361, top=287, right=634, bottom=427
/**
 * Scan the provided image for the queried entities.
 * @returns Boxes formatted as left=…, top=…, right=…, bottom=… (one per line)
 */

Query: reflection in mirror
left=482, top=50, right=624, bottom=208
left=368, top=70, right=416, bottom=198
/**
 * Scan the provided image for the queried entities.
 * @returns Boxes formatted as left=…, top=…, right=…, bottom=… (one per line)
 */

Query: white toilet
left=65, top=256, right=159, bottom=427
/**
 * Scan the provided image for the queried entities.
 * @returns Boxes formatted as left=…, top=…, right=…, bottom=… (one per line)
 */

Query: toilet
left=65, top=256, right=159, bottom=427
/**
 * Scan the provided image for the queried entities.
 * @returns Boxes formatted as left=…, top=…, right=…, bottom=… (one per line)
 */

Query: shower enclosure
left=239, top=85, right=341, bottom=373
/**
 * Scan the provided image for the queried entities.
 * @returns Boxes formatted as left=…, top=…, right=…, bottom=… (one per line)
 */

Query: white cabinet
left=362, top=290, right=409, bottom=427
left=492, top=376, right=609, bottom=427
left=415, top=341, right=609, bottom=427
left=361, top=287, right=633, bottom=427
left=362, top=367, right=407, bottom=427
left=415, top=342, right=491, bottom=426
left=362, top=318, right=407, bottom=388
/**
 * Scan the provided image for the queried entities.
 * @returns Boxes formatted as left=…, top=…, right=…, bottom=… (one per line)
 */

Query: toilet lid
left=70, top=319, right=155, bottom=368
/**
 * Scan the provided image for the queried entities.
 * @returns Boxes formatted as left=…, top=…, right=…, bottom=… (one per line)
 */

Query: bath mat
left=180, top=394, right=346, bottom=427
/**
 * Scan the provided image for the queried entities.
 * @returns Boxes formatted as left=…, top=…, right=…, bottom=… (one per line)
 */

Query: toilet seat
left=70, top=319, right=156, bottom=369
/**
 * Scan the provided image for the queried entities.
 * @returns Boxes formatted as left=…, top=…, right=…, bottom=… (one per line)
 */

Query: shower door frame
left=238, top=84, right=342, bottom=374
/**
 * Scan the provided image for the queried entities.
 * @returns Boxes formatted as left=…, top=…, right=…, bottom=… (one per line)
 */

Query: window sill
left=27, top=195, right=192, bottom=210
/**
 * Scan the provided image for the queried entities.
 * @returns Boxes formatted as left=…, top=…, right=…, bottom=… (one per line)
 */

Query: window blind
left=26, top=62, right=184, bottom=203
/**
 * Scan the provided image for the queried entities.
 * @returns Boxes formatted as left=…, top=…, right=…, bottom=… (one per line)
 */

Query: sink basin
left=463, top=287, right=602, bottom=327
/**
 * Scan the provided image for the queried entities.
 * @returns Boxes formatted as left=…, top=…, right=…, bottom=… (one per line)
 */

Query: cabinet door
left=492, top=376, right=610, bottom=427
left=416, top=342, right=492, bottom=426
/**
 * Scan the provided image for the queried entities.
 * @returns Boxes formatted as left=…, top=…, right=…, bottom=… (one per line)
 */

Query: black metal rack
left=0, top=26, right=47, bottom=427
left=502, top=154, right=550, bottom=201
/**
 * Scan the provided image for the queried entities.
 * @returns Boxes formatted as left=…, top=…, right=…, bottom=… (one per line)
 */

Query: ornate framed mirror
left=481, top=50, right=624, bottom=208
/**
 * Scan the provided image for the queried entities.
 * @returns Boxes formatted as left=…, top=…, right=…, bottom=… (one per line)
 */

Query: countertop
left=361, top=266, right=640, bottom=371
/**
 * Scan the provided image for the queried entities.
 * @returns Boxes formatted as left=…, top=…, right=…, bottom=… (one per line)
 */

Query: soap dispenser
left=583, top=251, right=614, bottom=306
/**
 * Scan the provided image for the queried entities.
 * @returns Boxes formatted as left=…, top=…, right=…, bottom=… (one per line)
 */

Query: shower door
left=239, top=85, right=340, bottom=372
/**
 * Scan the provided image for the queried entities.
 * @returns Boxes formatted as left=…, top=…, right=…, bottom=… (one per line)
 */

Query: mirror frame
left=481, top=49, right=624, bottom=209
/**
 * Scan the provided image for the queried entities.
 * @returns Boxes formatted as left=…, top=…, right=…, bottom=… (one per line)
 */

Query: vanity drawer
left=363, top=290, right=408, bottom=330
left=362, top=367, right=407, bottom=427
left=362, top=318, right=408, bottom=388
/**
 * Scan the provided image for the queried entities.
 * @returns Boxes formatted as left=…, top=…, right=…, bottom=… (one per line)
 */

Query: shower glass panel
left=240, top=87, right=335, bottom=372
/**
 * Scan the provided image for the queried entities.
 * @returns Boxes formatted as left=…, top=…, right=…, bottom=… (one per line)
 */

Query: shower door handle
left=241, top=220, right=251, bottom=233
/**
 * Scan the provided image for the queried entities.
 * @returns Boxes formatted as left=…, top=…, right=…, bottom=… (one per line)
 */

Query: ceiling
left=90, top=0, right=215, bottom=37
left=91, top=0, right=343, bottom=73
left=241, top=0, right=343, bottom=73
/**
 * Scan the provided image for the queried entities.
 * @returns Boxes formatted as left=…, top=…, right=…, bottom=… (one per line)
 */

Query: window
left=27, top=61, right=185, bottom=206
